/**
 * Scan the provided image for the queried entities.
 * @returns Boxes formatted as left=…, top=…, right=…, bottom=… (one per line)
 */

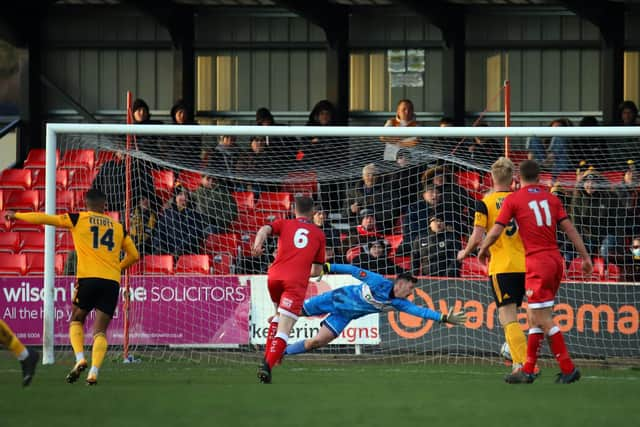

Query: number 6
left=294, top=228, right=309, bottom=248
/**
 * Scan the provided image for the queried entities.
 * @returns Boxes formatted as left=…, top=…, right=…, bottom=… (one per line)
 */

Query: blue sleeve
left=330, top=264, right=387, bottom=286
left=391, top=298, right=443, bottom=322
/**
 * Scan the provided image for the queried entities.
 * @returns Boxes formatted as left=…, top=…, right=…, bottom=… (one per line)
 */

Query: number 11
left=528, top=199, right=551, bottom=226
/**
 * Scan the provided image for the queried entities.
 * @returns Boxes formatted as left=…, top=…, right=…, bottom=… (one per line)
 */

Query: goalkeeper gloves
left=322, top=263, right=331, bottom=274
left=441, top=307, right=467, bottom=326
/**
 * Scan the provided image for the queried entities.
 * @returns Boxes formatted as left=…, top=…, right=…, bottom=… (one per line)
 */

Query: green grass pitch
left=1, top=354, right=639, bottom=427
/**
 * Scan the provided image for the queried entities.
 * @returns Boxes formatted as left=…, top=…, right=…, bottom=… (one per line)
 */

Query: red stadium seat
left=55, top=190, right=76, bottom=213
left=605, top=263, right=621, bottom=282
left=0, top=231, right=21, bottom=254
left=456, top=170, right=485, bottom=200
left=508, top=150, right=529, bottom=167
left=176, top=170, right=202, bottom=192
left=0, top=190, right=3, bottom=211
left=460, top=257, right=487, bottom=278
left=95, top=151, right=117, bottom=168
left=56, top=232, right=75, bottom=253
left=384, top=235, right=403, bottom=256
left=205, top=233, right=239, bottom=256
left=346, top=246, right=362, bottom=263
left=105, top=211, right=120, bottom=222
left=281, top=171, right=318, bottom=196
left=538, top=172, right=553, bottom=188
left=211, top=253, right=232, bottom=275
left=176, top=255, right=211, bottom=275
left=32, top=169, right=69, bottom=191
left=24, top=148, right=59, bottom=169
left=5, top=190, right=39, bottom=211
left=255, top=192, right=291, bottom=212
left=232, top=191, right=256, bottom=211
left=7, top=213, right=43, bottom=232
left=601, top=171, right=625, bottom=186
left=0, top=169, right=32, bottom=190
left=239, top=232, right=255, bottom=256
left=0, top=254, right=27, bottom=275
left=67, top=169, right=98, bottom=192
left=25, top=253, right=65, bottom=276
left=60, top=149, right=95, bottom=171
left=393, top=255, right=411, bottom=271
left=74, top=190, right=87, bottom=210
left=152, top=169, right=175, bottom=204
left=555, top=172, right=578, bottom=192
left=20, top=231, right=45, bottom=253
left=566, top=257, right=601, bottom=281
left=143, top=255, right=174, bottom=275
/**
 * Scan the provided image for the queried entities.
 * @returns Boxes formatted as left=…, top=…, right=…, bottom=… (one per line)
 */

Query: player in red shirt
left=478, top=160, right=593, bottom=384
left=251, top=195, right=326, bottom=383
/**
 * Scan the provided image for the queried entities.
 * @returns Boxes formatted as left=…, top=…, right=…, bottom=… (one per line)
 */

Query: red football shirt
left=495, top=184, right=569, bottom=256
left=267, top=217, right=326, bottom=283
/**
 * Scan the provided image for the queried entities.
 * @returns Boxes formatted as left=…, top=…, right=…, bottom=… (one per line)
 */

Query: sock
left=265, top=332, right=288, bottom=369
left=91, top=333, right=108, bottom=371
left=523, top=328, right=544, bottom=375
left=264, top=317, right=279, bottom=355
left=69, top=321, right=85, bottom=361
left=548, top=326, right=575, bottom=374
left=0, top=320, right=27, bottom=360
left=88, top=366, right=99, bottom=378
left=504, top=321, right=527, bottom=366
left=285, top=340, right=307, bottom=355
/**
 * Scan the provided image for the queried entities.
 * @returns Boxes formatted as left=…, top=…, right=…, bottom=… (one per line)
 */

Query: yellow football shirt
left=474, top=191, right=525, bottom=275
left=15, top=211, right=138, bottom=283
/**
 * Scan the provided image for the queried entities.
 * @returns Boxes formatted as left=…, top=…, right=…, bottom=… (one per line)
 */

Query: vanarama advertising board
left=249, top=275, right=380, bottom=345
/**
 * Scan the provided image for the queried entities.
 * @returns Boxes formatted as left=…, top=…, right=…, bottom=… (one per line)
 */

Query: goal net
left=32, top=123, right=640, bottom=367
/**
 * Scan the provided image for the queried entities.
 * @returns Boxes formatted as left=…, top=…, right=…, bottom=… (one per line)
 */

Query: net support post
left=43, top=124, right=57, bottom=365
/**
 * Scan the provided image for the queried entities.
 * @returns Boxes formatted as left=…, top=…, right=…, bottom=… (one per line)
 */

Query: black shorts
left=489, top=273, right=525, bottom=308
left=73, top=278, right=120, bottom=317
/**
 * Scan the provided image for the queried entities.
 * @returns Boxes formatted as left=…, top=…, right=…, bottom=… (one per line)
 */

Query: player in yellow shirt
left=457, top=157, right=529, bottom=378
left=6, top=188, right=139, bottom=385
left=0, top=320, right=38, bottom=386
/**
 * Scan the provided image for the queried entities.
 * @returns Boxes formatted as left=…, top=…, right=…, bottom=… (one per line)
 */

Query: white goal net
left=33, top=124, right=640, bottom=367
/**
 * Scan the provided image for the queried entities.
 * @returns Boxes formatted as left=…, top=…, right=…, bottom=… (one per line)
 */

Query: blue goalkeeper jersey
left=327, top=264, right=444, bottom=322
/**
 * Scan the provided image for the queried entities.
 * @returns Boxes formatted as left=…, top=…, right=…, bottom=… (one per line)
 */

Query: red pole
left=504, top=80, right=511, bottom=158
left=123, top=91, right=133, bottom=361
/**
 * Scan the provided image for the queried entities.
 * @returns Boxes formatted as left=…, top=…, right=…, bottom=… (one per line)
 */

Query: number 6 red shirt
left=267, top=217, right=326, bottom=284
left=495, top=184, right=569, bottom=257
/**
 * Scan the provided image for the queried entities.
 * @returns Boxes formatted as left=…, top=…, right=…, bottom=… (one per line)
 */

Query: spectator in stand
left=401, top=184, right=440, bottom=254
left=129, top=195, right=157, bottom=256
left=343, top=208, right=385, bottom=251
left=234, top=136, right=273, bottom=195
left=131, top=98, right=166, bottom=164
left=570, top=172, right=619, bottom=262
left=572, top=116, right=609, bottom=169
left=380, top=99, right=419, bottom=161
left=466, top=121, right=502, bottom=163
left=526, top=118, right=572, bottom=179
left=255, top=107, right=299, bottom=169
left=615, top=160, right=640, bottom=246
left=312, top=205, right=342, bottom=259
left=190, top=174, right=238, bottom=234
left=132, top=98, right=162, bottom=125
left=423, top=165, right=471, bottom=240
left=389, top=149, right=424, bottom=213
left=169, top=99, right=202, bottom=165
left=352, top=239, right=403, bottom=275
left=619, top=100, right=639, bottom=126
left=439, top=117, right=455, bottom=127
left=209, top=135, right=242, bottom=175
left=623, top=237, right=640, bottom=282
left=411, top=216, right=460, bottom=277
left=344, top=163, right=396, bottom=233
left=550, top=184, right=573, bottom=262
left=152, top=184, right=207, bottom=256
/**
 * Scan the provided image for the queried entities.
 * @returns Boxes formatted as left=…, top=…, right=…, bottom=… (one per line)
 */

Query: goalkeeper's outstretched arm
left=392, top=299, right=467, bottom=326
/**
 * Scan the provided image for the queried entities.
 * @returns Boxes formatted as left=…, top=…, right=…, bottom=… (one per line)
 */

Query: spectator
left=466, top=121, right=502, bottom=164
left=526, top=118, right=572, bottom=178
left=571, top=116, right=609, bottom=169
left=233, top=136, right=273, bottom=195
left=190, top=174, right=238, bottom=234
left=551, top=184, right=573, bottom=262
left=623, top=237, right=640, bottom=282
left=132, top=98, right=162, bottom=125
left=387, top=149, right=424, bottom=212
left=255, top=107, right=299, bottom=169
left=380, top=99, right=419, bottom=161
left=401, top=184, right=440, bottom=254
left=615, top=160, right=640, bottom=242
left=131, top=98, right=165, bottom=162
left=170, top=99, right=202, bottom=165
left=344, top=163, right=396, bottom=232
left=256, top=107, right=275, bottom=126
left=423, top=165, right=471, bottom=240
left=570, top=172, right=619, bottom=261
left=619, top=100, right=639, bottom=126
left=411, top=216, right=460, bottom=277
left=439, top=117, right=455, bottom=127
left=343, top=208, right=385, bottom=251
left=209, top=135, right=242, bottom=175
left=312, top=205, right=342, bottom=254
left=352, top=239, right=403, bottom=275
left=152, top=184, right=207, bottom=256
left=129, top=195, right=157, bottom=256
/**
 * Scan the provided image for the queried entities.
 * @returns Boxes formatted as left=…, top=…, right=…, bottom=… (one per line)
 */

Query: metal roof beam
left=272, top=0, right=349, bottom=47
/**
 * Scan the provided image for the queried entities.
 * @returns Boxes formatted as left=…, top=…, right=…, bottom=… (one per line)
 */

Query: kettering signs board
left=249, top=275, right=381, bottom=345
left=1, top=276, right=250, bottom=346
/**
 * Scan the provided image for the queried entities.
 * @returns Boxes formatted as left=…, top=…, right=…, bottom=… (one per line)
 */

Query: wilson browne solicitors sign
left=1, top=276, right=638, bottom=357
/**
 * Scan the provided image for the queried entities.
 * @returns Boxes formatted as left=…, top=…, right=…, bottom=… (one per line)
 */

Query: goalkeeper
left=285, top=264, right=467, bottom=356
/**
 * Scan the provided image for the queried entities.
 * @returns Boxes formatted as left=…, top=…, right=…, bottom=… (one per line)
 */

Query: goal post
left=40, top=123, right=640, bottom=366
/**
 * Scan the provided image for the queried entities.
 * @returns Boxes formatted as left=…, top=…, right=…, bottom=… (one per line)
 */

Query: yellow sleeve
left=119, top=235, right=140, bottom=271
left=15, top=212, right=75, bottom=229
left=473, top=201, right=488, bottom=229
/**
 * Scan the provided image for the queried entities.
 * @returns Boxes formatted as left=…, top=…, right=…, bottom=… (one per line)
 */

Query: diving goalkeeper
left=285, top=264, right=467, bottom=356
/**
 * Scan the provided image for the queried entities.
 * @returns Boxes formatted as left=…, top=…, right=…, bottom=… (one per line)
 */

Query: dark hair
left=519, top=160, right=541, bottom=182
left=85, top=188, right=106, bottom=208
left=307, top=100, right=337, bottom=126
left=579, top=116, right=598, bottom=127
left=170, top=99, right=191, bottom=123
left=132, top=98, right=150, bottom=114
left=439, top=116, right=454, bottom=126
left=620, top=100, right=639, bottom=116
left=396, top=272, right=417, bottom=283
left=295, top=195, right=314, bottom=216
left=256, top=107, right=274, bottom=125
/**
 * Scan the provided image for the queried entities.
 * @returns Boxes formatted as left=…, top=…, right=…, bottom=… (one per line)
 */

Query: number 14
left=528, top=199, right=551, bottom=226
